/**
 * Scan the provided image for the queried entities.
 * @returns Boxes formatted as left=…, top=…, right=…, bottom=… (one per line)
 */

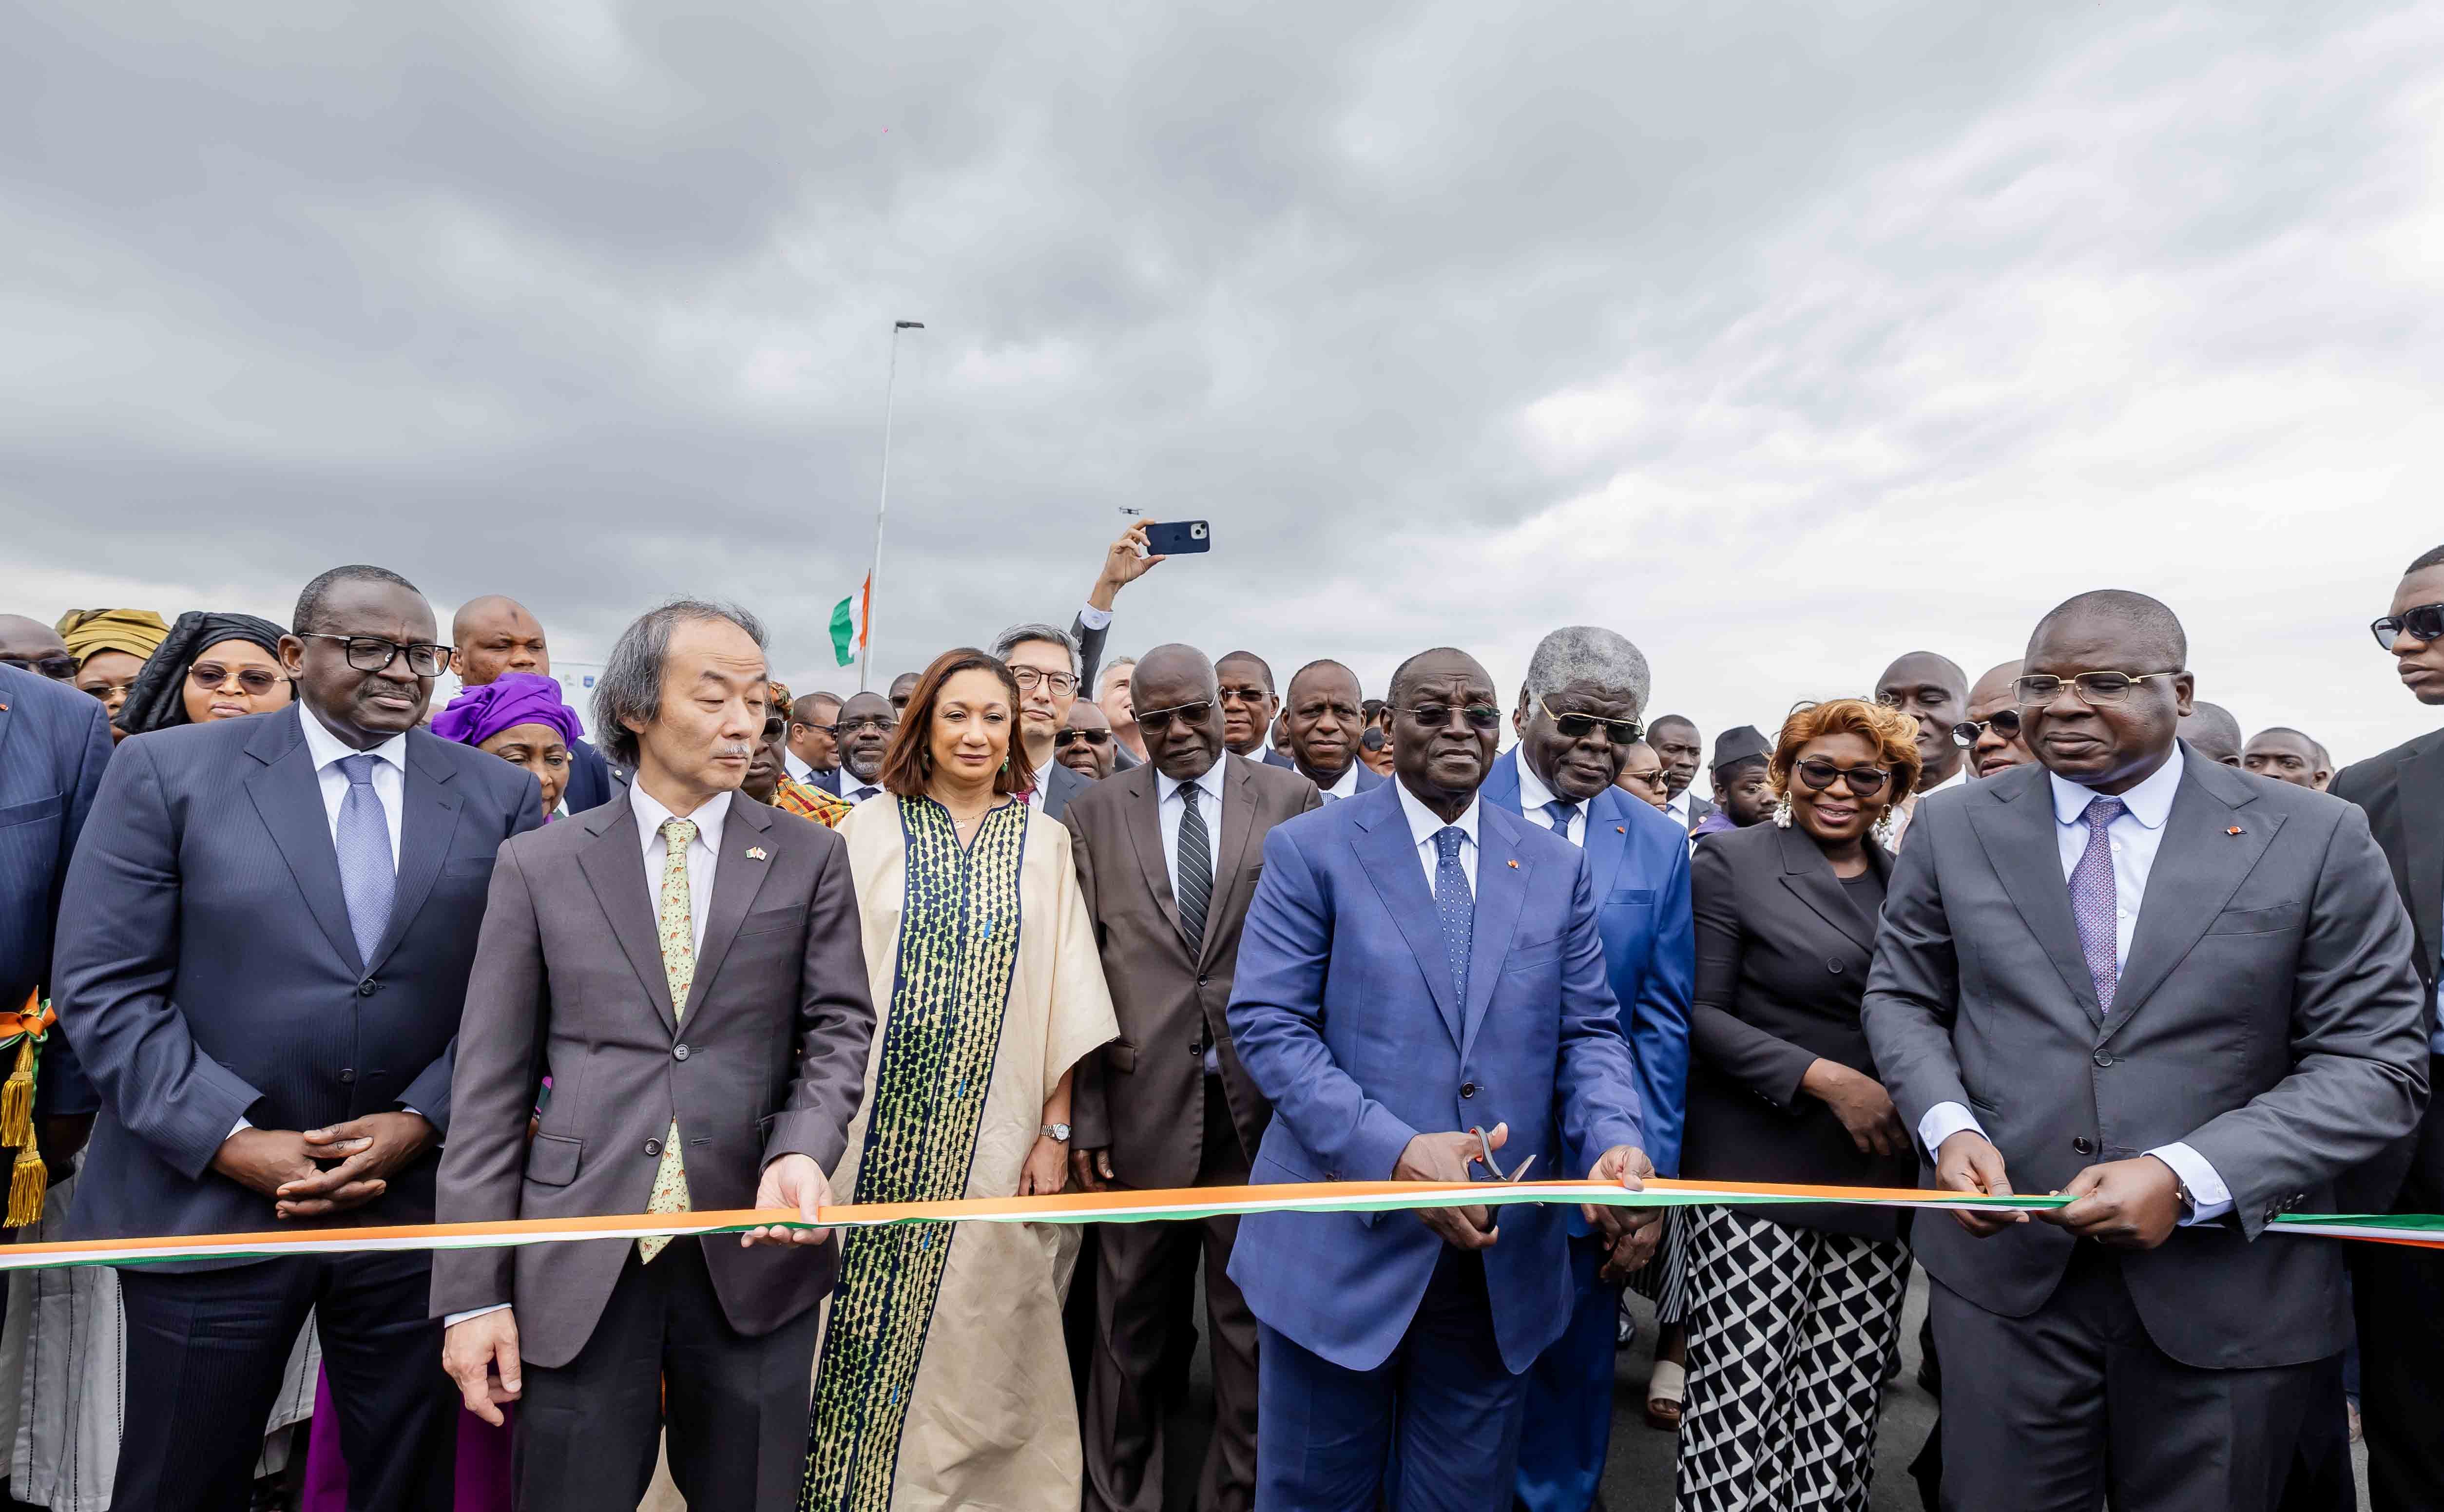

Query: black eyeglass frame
left=2371, top=602, right=2444, bottom=651
left=297, top=632, right=453, bottom=677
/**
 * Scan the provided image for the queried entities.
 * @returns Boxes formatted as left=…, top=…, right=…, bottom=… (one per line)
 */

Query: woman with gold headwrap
left=52, top=609, right=169, bottom=741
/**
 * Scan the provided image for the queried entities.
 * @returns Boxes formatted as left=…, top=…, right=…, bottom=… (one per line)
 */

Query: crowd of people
left=1, top=524, right=2441, bottom=1512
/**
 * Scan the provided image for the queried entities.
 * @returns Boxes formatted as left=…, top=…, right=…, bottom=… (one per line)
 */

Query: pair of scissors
left=1470, top=1126, right=1536, bottom=1184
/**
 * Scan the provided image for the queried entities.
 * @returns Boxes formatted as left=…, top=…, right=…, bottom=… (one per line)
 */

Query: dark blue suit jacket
left=0, top=667, right=111, bottom=1116
left=1482, top=747, right=1694, bottom=1176
left=563, top=735, right=615, bottom=814
left=1225, top=781, right=1643, bottom=1373
left=54, top=706, right=542, bottom=1248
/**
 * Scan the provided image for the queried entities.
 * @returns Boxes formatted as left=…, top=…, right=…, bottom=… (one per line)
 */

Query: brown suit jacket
left=1063, top=754, right=1321, bottom=1188
left=429, top=791, right=876, bottom=1369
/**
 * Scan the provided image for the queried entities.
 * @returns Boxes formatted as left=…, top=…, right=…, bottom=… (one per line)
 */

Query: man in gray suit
left=1862, top=590, right=2428, bottom=1512
left=1064, top=645, right=1321, bottom=1512
left=434, top=600, right=876, bottom=1512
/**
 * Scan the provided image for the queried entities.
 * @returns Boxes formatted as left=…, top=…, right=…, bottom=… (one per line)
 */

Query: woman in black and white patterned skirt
left=1673, top=698, right=1923, bottom=1512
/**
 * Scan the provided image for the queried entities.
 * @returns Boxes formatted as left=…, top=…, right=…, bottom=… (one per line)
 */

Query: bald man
left=2178, top=700, right=2245, bottom=766
left=0, top=614, right=75, bottom=681
left=2243, top=728, right=2332, bottom=791
left=1962, top=660, right=2036, bottom=779
left=1877, top=651, right=1970, bottom=846
left=449, top=595, right=616, bottom=812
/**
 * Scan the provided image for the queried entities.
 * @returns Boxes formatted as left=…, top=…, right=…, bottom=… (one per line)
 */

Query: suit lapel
left=1772, top=823, right=1878, bottom=953
left=244, top=714, right=363, bottom=974
left=2399, top=736, right=2444, bottom=987
left=1117, top=766, right=1185, bottom=946
left=1460, top=804, right=1532, bottom=1064
left=686, top=799, right=778, bottom=1008
left=1581, top=791, right=1629, bottom=894
left=1964, top=765, right=2103, bottom=1022
left=578, top=802, right=678, bottom=1034
left=1352, top=793, right=1464, bottom=1048
left=1196, top=759, right=1262, bottom=970
left=2104, top=759, right=2279, bottom=1039
left=366, top=733, right=461, bottom=974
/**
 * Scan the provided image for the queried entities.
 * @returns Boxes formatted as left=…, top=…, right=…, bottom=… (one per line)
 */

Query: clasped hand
left=213, top=1112, right=436, bottom=1220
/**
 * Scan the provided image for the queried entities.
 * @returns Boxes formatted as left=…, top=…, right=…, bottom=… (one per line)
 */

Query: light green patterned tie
left=638, top=817, right=697, bottom=1263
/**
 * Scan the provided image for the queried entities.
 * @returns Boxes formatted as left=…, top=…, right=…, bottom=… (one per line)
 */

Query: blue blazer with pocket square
left=1224, top=779, right=1645, bottom=1374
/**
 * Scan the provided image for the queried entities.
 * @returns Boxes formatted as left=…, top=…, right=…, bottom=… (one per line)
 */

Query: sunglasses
left=2012, top=670, right=2181, bottom=707
left=1054, top=728, right=1112, bottom=747
left=1951, top=709, right=2022, bottom=747
left=297, top=633, right=451, bottom=677
left=762, top=716, right=788, bottom=742
left=1793, top=758, right=1892, bottom=796
left=1135, top=700, right=1214, bottom=733
left=1404, top=704, right=1504, bottom=731
left=1537, top=697, right=1642, bottom=745
left=2372, top=602, right=2444, bottom=651
left=2, top=654, right=76, bottom=681
left=189, top=662, right=287, bottom=696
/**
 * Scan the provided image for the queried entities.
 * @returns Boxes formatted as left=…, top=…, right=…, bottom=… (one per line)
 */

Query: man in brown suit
left=432, top=600, right=876, bottom=1512
left=1065, top=643, right=1322, bottom=1512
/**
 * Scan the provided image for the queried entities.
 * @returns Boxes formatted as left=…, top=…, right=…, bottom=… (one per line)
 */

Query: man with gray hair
left=1482, top=626, right=1694, bottom=1512
left=435, top=599, right=877, bottom=1512
left=992, top=620, right=1099, bottom=818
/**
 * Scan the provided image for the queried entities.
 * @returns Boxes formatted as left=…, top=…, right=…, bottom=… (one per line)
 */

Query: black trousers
left=117, top=1251, right=454, bottom=1512
left=514, top=1237, right=821, bottom=1512
left=1931, top=1245, right=2318, bottom=1512
left=2352, top=1069, right=2444, bottom=1512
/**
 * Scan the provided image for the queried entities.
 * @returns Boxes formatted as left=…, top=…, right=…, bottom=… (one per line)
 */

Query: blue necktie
left=2068, top=796, right=2126, bottom=1012
left=1543, top=799, right=1580, bottom=840
left=1433, top=826, right=1473, bottom=1004
left=335, top=753, right=396, bottom=965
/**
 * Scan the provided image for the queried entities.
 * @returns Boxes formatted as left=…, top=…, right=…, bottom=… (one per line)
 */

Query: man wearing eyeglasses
left=830, top=691, right=896, bottom=805
left=1227, top=645, right=1656, bottom=1512
left=2330, top=542, right=2444, bottom=1512
left=994, top=621, right=1099, bottom=819
left=1217, top=651, right=1296, bottom=769
left=0, top=614, right=77, bottom=683
left=1058, top=699, right=1120, bottom=781
left=54, top=564, right=545, bottom=1511
left=1862, top=589, right=2426, bottom=1512
left=1953, top=660, right=2035, bottom=780
left=1479, top=627, right=1694, bottom=1512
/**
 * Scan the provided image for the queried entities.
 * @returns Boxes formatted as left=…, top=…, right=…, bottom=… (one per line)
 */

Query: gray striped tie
left=1176, top=784, right=1211, bottom=959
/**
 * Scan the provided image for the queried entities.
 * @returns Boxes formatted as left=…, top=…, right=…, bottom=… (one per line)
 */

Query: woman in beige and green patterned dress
left=799, top=648, right=1117, bottom=1512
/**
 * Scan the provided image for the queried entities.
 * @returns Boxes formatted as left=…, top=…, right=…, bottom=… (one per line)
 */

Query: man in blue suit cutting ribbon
left=1483, top=626, right=1693, bottom=1512
left=1227, top=646, right=1658, bottom=1512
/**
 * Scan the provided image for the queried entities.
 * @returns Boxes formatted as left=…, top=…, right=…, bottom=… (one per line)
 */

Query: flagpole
left=858, top=319, right=924, bottom=692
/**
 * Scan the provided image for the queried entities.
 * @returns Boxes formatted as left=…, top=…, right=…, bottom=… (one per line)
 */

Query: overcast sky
left=5, top=2, right=2440, bottom=762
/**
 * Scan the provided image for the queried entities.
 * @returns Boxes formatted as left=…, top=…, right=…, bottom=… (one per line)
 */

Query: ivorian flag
left=829, top=575, right=869, bottom=668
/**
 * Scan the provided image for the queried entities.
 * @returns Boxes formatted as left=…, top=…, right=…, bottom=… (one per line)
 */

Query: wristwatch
left=1041, top=1123, right=1071, bottom=1144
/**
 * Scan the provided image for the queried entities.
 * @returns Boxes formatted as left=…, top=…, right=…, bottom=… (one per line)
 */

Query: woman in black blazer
left=1673, top=697, right=1924, bottom=1512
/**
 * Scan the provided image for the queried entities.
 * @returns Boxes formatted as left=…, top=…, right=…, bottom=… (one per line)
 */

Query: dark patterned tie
left=1544, top=799, right=1580, bottom=840
left=2069, top=796, right=2127, bottom=1011
left=334, top=753, right=395, bottom=965
left=1434, top=826, right=1473, bottom=1004
left=1176, top=784, right=1212, bottom=959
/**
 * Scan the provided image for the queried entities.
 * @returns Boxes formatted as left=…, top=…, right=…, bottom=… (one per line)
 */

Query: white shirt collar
left=1157, top=757, right=1229, bottom=808
left=1322, top=761, right=1361, bottom=799
left=1664, top=787, right=1691, bottom=821
left=2047, top=746, right=2184, bottom=831
left=1924, top=762, right=1969, bottom=796
left=1513, top=746, right=1572, bottom=815
left=632, top=782, right=733, bottom=855
left=296, top=702, right=409, bottom=775
left=1395, top=778, right=1480, bottom=853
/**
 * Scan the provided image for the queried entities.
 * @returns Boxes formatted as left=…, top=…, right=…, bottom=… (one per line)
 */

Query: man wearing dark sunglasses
left=1227, top=645, right=1655, bottom=1512
left=1480, top=627, right=1693, bottom=1512
left=785, top=690, right=845, bottom=795
left=1951, top=660, right=2035, bottom=780
left=1056, top=700, right=1118, bottom=781
left=55, top=563, right=545, bottom=1509
left=2331, top=541, right=2444, bottom=1512
left=1864, top=588, right=2426, bottom=1512
left=0, top=614, right=77, bottom=682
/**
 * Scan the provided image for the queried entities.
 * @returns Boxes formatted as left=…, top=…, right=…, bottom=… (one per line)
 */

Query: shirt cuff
left=444, top=1303, right=513, bottom=1328
left=2145, top=1142, right=2233, bottom=1224
left=1917, top=1102, right=1986, bottom=1160
left=228, top=1117, right=253, bottom=1142
left=1076, top=604, right=1113, bottom=631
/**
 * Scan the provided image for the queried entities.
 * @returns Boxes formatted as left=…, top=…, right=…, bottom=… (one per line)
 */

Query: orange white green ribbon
left=1, top=1177, right=2438, bottom=1271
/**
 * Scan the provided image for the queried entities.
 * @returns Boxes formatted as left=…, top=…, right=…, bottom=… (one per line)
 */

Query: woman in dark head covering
left=115, top=612, right=292, bottom=736
left=429, top=672, right=585, bottom=816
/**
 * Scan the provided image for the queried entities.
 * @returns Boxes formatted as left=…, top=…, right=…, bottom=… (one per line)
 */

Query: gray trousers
left=1930, top=1243, right=2320, bottom=1512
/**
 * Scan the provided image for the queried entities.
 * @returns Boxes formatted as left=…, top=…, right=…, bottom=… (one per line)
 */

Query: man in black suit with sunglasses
left=2330, top=543, right=2444, bottom=1512
left=1956, top=660, right=2035, bottom=779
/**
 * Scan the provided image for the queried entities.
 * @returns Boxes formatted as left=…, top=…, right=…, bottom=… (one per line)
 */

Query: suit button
left=339, top=1068, right=356, bottom=1085
left=1460, top=1082, right=1479, bottom=1099
left=1827, top=960, right=1844, bottom=975
left=673, top=1043, right=690, bottom=1061
left=357, top=979, right=376, bottom=996
left=644, top=1139, right=662, bottom=1157
left=1198, top=975, right=1211, bottom=987
left=1190, top=1041, right=1205, bottom=1059
left=2072, top=1136, right=2095, bottom=1156
left=2093, top=1051, right=2114, bottom=1068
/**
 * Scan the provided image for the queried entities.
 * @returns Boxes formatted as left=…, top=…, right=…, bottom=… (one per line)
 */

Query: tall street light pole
left=858, top=319, right=924, bottom=692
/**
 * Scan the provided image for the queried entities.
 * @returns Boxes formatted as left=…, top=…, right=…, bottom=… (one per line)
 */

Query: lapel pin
left=1506, top=859, right=1520, bottom=869
left=2226, top=827, right=2244, bottom=837
left=1616, top=825, right=1626, bottom=834
left=746, top=845, right=769, bottom=861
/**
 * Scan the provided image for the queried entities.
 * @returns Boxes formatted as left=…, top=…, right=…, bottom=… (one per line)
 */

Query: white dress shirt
left=1511, top=749, right=1587, bottom=848
left=1915, top=751, right=2231, bottom=1222
left=783, top=748, right=815, bottom=786
left=1316, top=762, right=1363, bottom=801
left=841, top=775, right=885, bottom=805
left=631, top=784, right=730, bottom=954
left=1886, top=760, right=1969, bottom=849
left=1156, top=760, right=1228, bottom=894
left=298, top=704, right=407, bottom=869
left=1663, top=788, right=1694, bottom=832
left=1394, top=779, right=1480, bottom=897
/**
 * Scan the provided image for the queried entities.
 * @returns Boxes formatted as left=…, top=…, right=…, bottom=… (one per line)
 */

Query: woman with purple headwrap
left=430, top=672, right=587, bottom=817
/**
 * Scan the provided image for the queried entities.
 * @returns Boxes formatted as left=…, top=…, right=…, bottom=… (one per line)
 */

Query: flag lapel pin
left=746, top=845, right=770, bottom=861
